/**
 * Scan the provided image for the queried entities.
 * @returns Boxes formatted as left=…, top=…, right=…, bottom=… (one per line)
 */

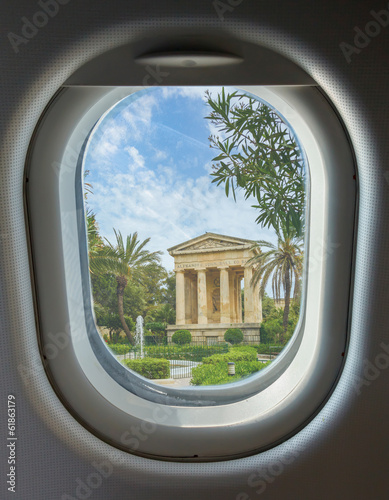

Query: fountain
left=135, top=315, right=144, bottom=359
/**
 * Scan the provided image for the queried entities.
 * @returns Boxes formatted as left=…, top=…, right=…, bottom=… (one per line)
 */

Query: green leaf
left=225, top=177, right=230, bottom=197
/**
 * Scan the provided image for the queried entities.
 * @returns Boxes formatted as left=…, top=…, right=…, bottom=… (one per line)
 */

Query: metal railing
left=124, top=342, right=229, bottom=379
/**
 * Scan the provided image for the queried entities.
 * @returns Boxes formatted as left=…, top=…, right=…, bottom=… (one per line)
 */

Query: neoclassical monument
left=166, top=233, right=262, bottom=343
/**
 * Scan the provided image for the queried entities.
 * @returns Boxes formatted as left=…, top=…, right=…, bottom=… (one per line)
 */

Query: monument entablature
left=167, top=233, right=262, bottom=343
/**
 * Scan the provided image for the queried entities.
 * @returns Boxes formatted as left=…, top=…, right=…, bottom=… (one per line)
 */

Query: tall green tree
left=248, top=226, right=303, bottom=343
left=86, top=209, right=104, bottom=257
left=161, top=271, right=176, bottom=310
left=140, top=262, right=168, bottom=313
left=84, top=170, right=105, bottom=259
left=260, top=299, right=300, bottom=344
left=146, top=303, right=176, bottom=325
left=90, top=230, right=162, bottom=345
left=261, top=293, right=277, bottom=321
left=205, top=88, right=306, bottom=236
left=91, top=273, right=147, bottom=321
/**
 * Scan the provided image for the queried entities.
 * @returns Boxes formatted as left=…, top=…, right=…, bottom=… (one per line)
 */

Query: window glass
left=83, top=86, right=307, bottom=388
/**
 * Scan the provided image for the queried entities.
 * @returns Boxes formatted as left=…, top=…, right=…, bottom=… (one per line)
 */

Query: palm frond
left=89, top=229, right=162, bottom=284
left=249, top=227, right=304, bottom=302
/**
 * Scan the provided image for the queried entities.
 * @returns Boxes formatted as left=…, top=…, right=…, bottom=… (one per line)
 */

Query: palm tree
left=248, top=226, right=303, bottom=344
left=90, top=229, right=162, bottom=345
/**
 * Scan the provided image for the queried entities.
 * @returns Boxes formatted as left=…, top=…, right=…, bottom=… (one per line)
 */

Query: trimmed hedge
left=107, top=344, right=132, bottom=355
left=248, top=344, right=284, bottom=354
left=171, top=330, right=192, bottom=345
left=143, top=344, right=228, bottom=362
left=224, top=328, right=243, bottom=344
left=202, top=347, right=257, bottom=365
left=124, top=358, right=170, bottom=379
left=230, top=345, right=258, bottom=353
left=191, top=360, right=270, bottom=386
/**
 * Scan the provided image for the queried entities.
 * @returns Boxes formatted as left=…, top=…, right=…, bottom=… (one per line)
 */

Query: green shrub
left=107, top=344, right=131, bottom=355
left=94, top=303, right=106, bottom=326
left=143, top=343, right=227, bottom=361
left=262, top=294, right=277, bottom=321
left=124, top=358, right=170, bottom=379
left=230, top=345, right=258, bottom=353
left=260, top=301, right=300, bottom=344
left=172, top=330, right=192, bottom=345
left=144, top=335, right=163, bottom=346
left=245, top=344, right=261, bottom=352
left=97, top=311, right=135, bottom=344
left=255, top=344, right=284, bottom=355
left=202, top=347, right=257, bottom=365
left=191, top=360, right=270, bottom=386
left=235, top=344, right=283, bottom=354
left=107, top=333, right=131, bottom=345
left=224, top=328, right=243, bottom=344
left=145, top=322, right=166, bottom=334
left=260, top=317, right=283, bottom=344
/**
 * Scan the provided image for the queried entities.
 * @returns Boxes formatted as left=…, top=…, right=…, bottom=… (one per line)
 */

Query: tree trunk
left=116, top=275, right=135, bottom=345
left=282, top=263, right=291, bottom=344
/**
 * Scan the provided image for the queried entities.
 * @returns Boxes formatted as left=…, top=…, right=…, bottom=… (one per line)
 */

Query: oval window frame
left=26, top=82, right=356, bottom=460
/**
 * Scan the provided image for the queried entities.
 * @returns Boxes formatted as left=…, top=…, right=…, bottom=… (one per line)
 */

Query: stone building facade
left=166, top=233, right=262, bottom=343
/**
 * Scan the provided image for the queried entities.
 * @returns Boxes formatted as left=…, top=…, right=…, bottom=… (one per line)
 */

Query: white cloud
left=89, top=152, right=276, bottom=272
left=124, top=146, right=145, bottom=171
left=122, top=93, right=158, bottom=142
left=202, top=160, right=213, bottom=174
left=85, top=86, right=279, bottom=278
left=153, top=149, right=168, bottom=161
left=88, top=120, right=127, bottom=160
left=87, top=92, right=159, bottom=165
left=206, top=120, right=226, bottom=143
left=160, top=86, right=210, bottom=101
left=122, top=92, right=158, bottom=129
left=86, top=86, right=229, bottom=170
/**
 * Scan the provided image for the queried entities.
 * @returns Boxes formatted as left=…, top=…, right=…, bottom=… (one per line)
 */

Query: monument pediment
left=168, top=232, right=254, bottom=255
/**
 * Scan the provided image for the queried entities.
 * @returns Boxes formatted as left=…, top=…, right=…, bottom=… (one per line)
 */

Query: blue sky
left=83, top=86, right=278, bottom=272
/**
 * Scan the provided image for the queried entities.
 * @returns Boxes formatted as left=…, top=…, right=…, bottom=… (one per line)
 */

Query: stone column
left=234, top=275, right=239, bottom=323
left=229, top=271, right=237, bottom=323
left=252, top=280, right=262, bottom=323
left=176, top=270, right=185, bottom=325
left=257, top=292, right=263, bottom=323
left=219, top=267, right=230, bottom=324
left=248, top=260, right=260, bottom=323
left=197, top=269, right=208, bottom=324
left=185, top=275, right=192, bottom=324
left=191, top=277, right=198, bottom=324
left=238, top=276, right=243, bottom=323
left=244, top=266, right=255, bottom=323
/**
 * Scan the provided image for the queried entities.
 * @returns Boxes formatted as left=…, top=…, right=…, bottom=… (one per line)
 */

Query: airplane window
left=26, top=80, right=355, bottom=459
left=82, top=86, right=307, bottom=391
